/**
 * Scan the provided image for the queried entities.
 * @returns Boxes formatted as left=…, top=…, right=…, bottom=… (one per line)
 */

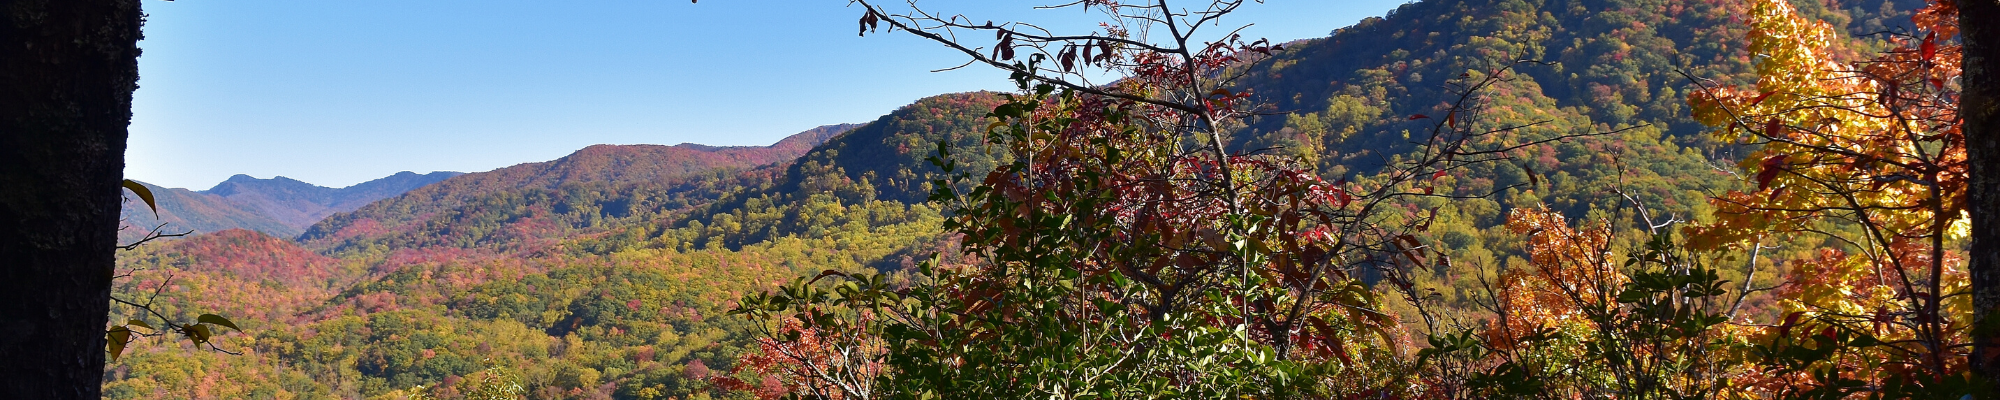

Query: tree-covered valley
left=98, top=0, right=1986, bottom=398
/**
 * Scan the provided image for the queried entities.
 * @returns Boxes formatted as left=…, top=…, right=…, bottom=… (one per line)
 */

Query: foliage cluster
left=725, top=0, right=1976, bottom=399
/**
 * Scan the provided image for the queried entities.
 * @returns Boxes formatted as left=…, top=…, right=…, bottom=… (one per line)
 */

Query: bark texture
left=0, top=0, right=143, bottom=398
left=1966, top=0, right=2000, bottom=389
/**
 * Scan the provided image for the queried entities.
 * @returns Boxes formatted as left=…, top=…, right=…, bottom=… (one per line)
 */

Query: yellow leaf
left=121, top=179, right=157, bottom=217
left=107, top=327, right=132, bottom=362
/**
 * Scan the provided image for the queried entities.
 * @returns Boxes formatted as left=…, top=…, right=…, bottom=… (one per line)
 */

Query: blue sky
left=128, top=0, right=1410, bottom=189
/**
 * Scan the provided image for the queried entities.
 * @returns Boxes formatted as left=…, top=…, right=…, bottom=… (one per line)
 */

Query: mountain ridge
left=120, top=171, right=462, bottom=239
left=296, top=123, right=862, bottom=255
left=203, top=171, right=465, bottom=230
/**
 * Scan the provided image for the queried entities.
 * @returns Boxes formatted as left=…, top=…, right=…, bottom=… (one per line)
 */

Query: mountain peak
left=672, top=143, right=722, bottom=151
left=215, top=173, right=266, bottom=188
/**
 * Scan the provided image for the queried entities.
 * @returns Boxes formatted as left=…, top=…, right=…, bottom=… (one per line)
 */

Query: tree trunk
left=1965, top=0, right=2000, bottom=390
left=0, top=0, right=143, bottom=398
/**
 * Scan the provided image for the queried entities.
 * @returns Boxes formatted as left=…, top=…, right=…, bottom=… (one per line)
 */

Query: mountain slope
left=297, top=124, right=860, bottom=256
left=1219, top=0, right=1925, bottom=228
left=624, top=92, right=1004, bottom=253
left=115, top=229, right=355, bottom=324
left=120, top=182, right=299, bottom=239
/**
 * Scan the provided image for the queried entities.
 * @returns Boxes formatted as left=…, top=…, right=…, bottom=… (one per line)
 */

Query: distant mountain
left=120, top=171, right=462, bottom=239
left=119, top=182, right=299, bottom=240
left=207, top=171, right=464, bottom=228
left=297, top=123, right=859, bottom=255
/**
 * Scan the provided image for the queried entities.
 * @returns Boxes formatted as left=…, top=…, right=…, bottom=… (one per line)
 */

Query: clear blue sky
left=128, top=0, right=1410, bottom=189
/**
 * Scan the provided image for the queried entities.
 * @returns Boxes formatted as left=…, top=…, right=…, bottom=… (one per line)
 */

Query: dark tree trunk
left=0, top=0, right=143, bottom=398
left=1966, top=0, right=2000, bottom=390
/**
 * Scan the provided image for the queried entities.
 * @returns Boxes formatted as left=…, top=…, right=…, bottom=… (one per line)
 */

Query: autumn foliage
left=1682, top=0, right=1974, bottom=395
left=732, top=0, right=1985, bottom=398
left=99, top=0, right=1994, bottom=398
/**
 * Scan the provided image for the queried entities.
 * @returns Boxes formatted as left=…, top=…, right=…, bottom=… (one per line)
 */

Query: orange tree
left=1402, top=199, right=1746, bottom=399
left=1684, top=0, right=1977, bottom=396
left=716, top=303, right=887, bottom=399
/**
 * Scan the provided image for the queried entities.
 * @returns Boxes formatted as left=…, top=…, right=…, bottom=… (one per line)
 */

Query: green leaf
left=197, top=314, right=240, bottom=332
left=185, top=325, right=212, bottom=344
left=126, top=319, right=152, bottom=330
left=121, top=179, right=158, bottom=217
left=1616, top=288, right=1648, bottom=304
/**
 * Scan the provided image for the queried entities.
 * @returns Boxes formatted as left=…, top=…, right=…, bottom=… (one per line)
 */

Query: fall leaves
left=1686, top=0, right=1967, bottom=250
left=1677, top=0, right=1971, bottom=394
left=1487, top=207, right=1620, bottom=351
left=724, top=0, right=1982, bottom=396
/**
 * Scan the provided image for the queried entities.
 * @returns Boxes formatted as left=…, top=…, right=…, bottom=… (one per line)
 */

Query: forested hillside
left=297, top=124, right=859, bottom=257
left=623, top=93, right=1004, bottom=253
left=1208, top=0, right=1925, bottom=322
left=106, top=122, right=911, bottom=399
left=103, top=0, right=1951, bottom=398
left=1238, top=0, right=1919, bottom=222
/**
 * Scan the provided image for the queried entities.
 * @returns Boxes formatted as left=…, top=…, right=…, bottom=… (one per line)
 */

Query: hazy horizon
left=124, top=0, right=1409, bottom=189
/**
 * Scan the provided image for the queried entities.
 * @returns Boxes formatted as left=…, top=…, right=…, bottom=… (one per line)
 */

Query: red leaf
left=1060, top=46, right=1076, bottom=72
left=1409, top=114, right=1429, bottom=120
left=1312, top=319, right=1356, bottom=365
left=1748, top=91, right=1775, bottom=106
left=1931, top=78, right=1945, bottom=90
left=1764, top=118, right=1784, bottom=139
left=1921, top=32, right=1937, bottom=61
left=1780, top=311, right=1806, bottom=337
left=1756, top=154, right=1788, bottom=190
left=997, top=33, right=1016, bottom=60
left=1881, top=80, right=1900, bottom=105
left=858, top=12, right=879, bottom=36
